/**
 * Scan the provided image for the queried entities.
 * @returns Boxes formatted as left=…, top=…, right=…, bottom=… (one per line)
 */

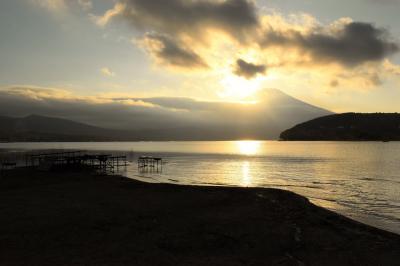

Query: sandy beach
left=0, top=168, right=399, bottom=266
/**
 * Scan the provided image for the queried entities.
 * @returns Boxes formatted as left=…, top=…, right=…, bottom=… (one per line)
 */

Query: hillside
left=280, top=113, right=400, bottom=141
left=0, top=115, right=129, bottom=142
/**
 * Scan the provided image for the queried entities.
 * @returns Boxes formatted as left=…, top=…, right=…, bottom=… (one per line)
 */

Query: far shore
left=0, top=168, right=399, bottom=266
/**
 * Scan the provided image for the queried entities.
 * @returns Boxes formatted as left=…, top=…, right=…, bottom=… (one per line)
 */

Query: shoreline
left=0, top=168, right=399, bottom=265
left=2, top=140, right=400, bottom=144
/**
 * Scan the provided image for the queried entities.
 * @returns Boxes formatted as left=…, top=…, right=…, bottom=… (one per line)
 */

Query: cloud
left=77, top=0, right=92, bottom=10
left=100, top=67, right=116, bottom=77
left=0, top=86, right=183, bottom=130
left=32, top=0, right=67, bottom=11
left=96, top=1, right=399, bottom=76
left=94, top=0, right=258, bottom=70
left=261, top=21, right=399, bottom=67
left=139, top=33, right=208, bottom=70
left=32, top=0, right=92, bottom=12
left=2, top=86, right=72, bottom=99
left=383, top=59, right=400, bottom=75
left=233, top=59, right=266, bottom=79
left=92, top=1, right=400, bottom=90
left=93, top=2, right=125, bottom=26
left=96, top=0, right=259, bottom=40
left=116, top=97, right=221, bottom=111
left=330, top=80, right=339, bottom=88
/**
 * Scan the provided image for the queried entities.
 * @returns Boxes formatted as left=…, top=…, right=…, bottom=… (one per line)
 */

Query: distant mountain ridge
left=0, top=89, right=333, bottom=141
left=0, top=115, right=122, bottom=141
left=280, top=113, right=400, bottom=141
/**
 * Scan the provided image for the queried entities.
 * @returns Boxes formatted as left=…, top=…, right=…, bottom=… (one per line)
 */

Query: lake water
left=1, top=141, right=399, bottom=234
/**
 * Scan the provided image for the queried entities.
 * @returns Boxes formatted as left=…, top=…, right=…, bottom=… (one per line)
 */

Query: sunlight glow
left=219, top=75, right=265, bottom=100
left=237, top=140, right=261, bottom=156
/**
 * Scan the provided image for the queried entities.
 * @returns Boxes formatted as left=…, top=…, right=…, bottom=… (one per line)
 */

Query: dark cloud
left=142, top=33, right=208, bottom=69
left=101, top=1, right=399, bottom=72
left=114, top=0, right=259, bottom=40
left=262, top=22, right=399, bottom=66
left=337, top=71, right=383, bottom=87
left=368, top=73, right=383, bottom=86
left=234, top=59, right=266, bottom=79
left=330, top=80, right=339, bottom=87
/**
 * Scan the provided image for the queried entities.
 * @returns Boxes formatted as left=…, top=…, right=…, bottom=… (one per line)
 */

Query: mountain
left=253, top=89, right=333, bottom=133
left=280, top=113, right=400, bottom=141
left=112, top=89, right=333, bottom=140
left=0, top=89, right=333, bottom=141
left=0, top=115, right=126, bottom=141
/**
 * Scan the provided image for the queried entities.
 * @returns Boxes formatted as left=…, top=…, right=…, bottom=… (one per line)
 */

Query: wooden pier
left=25, top=150, right=128, bottom=173
left=138, top=156, right=162, bottom=172
left=0, top=162, right=17, bottom=171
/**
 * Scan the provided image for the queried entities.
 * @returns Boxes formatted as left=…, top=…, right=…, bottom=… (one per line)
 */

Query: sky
left=0, top=0, right=400, bottom=114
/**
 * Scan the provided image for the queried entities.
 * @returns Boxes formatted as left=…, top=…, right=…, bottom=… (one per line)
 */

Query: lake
left=1, top=141, right=399, bottom=234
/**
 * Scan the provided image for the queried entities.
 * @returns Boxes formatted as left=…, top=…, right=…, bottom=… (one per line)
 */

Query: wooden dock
left=25, top=151, right=128, bottom=173
left=138, top=156, right=162, bottom=172
left=0, top=162, right=17, bottom=171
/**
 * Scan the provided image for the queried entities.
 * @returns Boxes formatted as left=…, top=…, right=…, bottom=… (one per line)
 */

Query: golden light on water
left=237, top=140, right=261, bottom=156
left=241, top=161, right=252, bottom=187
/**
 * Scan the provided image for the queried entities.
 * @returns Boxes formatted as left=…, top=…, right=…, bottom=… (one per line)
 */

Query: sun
left=237, top=140, right=261, bottom=156
left=219, top=75, right=264, bottom=101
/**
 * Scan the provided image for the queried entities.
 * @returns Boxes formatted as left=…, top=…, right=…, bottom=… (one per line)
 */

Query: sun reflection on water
left=236, top=140, right=261, bottom=156
left=241, top=161, right=252, bottom=187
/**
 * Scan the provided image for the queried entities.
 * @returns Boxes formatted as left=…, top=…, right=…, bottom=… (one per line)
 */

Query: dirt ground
left=0, top=168, right=399, bottom=266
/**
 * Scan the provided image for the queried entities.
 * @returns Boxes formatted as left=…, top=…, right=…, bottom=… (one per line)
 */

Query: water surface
left=1, top=141, right=399, bottom=234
